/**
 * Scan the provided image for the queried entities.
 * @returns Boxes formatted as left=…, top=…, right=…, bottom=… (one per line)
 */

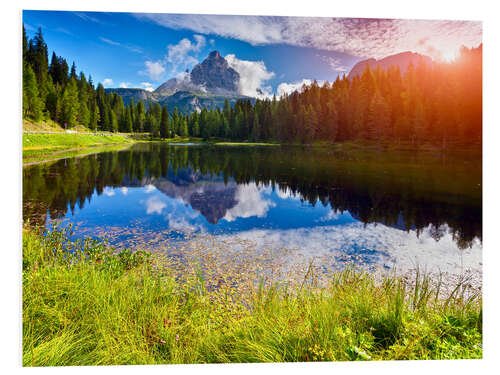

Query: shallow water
left=23, top=143, right=482, bottom=277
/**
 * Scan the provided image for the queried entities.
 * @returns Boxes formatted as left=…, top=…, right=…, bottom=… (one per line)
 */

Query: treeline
left=23, top=25, right=482, bottom=148
left=192, top=45, right=482, bottom=147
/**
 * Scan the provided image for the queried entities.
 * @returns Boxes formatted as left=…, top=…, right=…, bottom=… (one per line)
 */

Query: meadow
left=23, top=225, right=482, bottom=366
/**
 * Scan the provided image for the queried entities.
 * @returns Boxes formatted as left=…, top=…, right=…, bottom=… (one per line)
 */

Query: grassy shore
left=23, top=133, right=135, bottom=164
left=22, top=226, right=482, bottom=366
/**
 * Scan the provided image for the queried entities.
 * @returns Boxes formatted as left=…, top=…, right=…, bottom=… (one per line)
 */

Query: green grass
left=23, top=133, right=135, bottom=164
left=22, top=226, right=482, bottom=366
left=23, top=144, right=134, bottom=166
left=23, top=118, right=93, bottom=133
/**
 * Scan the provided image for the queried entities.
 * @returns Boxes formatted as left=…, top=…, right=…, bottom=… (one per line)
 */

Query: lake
left=23, top=143, right=482, bottom=280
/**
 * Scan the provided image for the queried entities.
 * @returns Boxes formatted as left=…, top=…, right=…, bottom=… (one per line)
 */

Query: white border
left=2, top=1, right=498, bottom=374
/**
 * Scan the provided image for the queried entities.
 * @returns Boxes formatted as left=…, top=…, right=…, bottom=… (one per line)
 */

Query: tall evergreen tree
left=160, top=105, right=170, bottom=138
left=23, top=64, right=42, bottom=121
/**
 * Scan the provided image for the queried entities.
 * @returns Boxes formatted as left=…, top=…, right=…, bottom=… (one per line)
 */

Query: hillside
left=348, top=51, right=433, bottom=79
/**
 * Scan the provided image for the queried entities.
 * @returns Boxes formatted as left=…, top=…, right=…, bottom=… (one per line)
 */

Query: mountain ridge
left=347, top=51, right=434, bottom=79
left=106, top=50, right=248, bottom=113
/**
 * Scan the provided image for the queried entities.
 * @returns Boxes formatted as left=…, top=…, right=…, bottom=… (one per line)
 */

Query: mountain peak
left=190, top=50, right=240, bottom=94
left=208, top=50, right=222, bottom=59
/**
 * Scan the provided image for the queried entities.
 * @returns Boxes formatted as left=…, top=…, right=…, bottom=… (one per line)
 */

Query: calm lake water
left=23, top=143, right=482, bottom=277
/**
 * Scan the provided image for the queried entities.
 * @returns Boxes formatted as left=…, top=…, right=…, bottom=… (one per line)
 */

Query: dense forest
left=23, top=26, right=482, bottom=148
left=23, top=144, right=481, bottom=248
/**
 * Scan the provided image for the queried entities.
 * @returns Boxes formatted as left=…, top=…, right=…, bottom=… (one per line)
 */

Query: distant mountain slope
left=348, top=51, right=433, bottom=79
left=106, top=50, right=250, bottom=113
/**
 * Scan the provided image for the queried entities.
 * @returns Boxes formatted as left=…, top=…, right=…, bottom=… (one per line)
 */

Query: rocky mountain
left=190, top=50, right=240, bottom=95
left=122, top=168, right=240, bottom=224
left=106, top=50, right=249, bottom=113
left=348, top=51, right=433, bottom=79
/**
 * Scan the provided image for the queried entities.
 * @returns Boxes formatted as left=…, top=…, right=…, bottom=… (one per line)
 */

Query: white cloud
left=136, top=14, right=482, bottom=60
left=277, top=79, right=312, bottom=97
left=99, top=37, right=143, bottom=54
left=223, top=183, right=276, bottom=222
left=166, top=35, right=205, bottom=74
left=56, top=28, right=74, bottom=36
left=142, top=60, right=166, bottom=81
left=140, top=82, right=155, bottom=92
left=317, top=210, right=341, bottom=222
left=100, top=37, right=120, bottom=46
left=119, top=82, right=131, bottom=88
left=144, top=184, right=157, bottom=193
left=317, top=55, right=349, bottom=72
left=218, top=222, right=482, bottom=277
left=225, top=54, right=275, bottom=98
left=102, top=78, right=113, bottom=87
left=146, top=196, right=166, bottom=215
left=74, top=12, right=106, bottom=24
left=139, top=35, right=205, bottom=81
left=102, top=187, right=115, bottom=196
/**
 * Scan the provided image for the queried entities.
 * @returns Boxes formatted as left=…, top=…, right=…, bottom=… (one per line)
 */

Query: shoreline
left=22, top=225, right=482, bottom=365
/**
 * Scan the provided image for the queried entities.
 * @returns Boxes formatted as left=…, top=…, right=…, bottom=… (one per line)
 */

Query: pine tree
left=160, top=105, right=169, bottom=138
left=89, top=100, right=100, bottom=131
left=192, top=120, right=200, bottom=137
left=70, top=62, right=77, bottom=79
left=251, top=112, right=260, bottom=141
left=171, top=107, right=179, bottom=136
left=179, top=118, right=188, bottom=137
left=136, top=101, right=145, bottom=133
left=110, top=110, right=118, bottom=132
left=32, top=27, right=49, bottom=105
left=125, top=106, right=133, bottom=133
left=23, top=63, right=42, bottom=121
left=60, top=78, right=79, bottom=127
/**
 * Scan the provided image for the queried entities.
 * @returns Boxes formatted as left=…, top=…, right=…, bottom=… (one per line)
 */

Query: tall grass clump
left=22, top=225, right=482, bottom=366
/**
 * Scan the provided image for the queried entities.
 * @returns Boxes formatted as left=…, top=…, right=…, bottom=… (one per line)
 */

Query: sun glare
left=442, top=48, right=459, bottom=62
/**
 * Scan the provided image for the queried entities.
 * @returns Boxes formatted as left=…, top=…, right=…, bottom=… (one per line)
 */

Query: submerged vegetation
left=23, top=226, right=481, bottom=366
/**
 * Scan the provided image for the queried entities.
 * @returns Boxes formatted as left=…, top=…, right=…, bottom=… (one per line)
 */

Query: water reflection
left=23, top=143, right=482, bottom=252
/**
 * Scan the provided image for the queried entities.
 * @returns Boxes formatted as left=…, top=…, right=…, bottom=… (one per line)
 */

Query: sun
left=441, top=47, right=459, bottom=62
left=443, top=49, right=458, bottom=62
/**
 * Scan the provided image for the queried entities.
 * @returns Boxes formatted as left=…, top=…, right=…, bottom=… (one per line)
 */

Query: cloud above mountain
left=141, top=61, right=166, bottom=81
left=225, top=54, right=275, bottom=98
left=166, top=35, right=206, bottom=74
left=136, top=14, right=481, bottom=60
left=140, top=35, right=208, bottom=82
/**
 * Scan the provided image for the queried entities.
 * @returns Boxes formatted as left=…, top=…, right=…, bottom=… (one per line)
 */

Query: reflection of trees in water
left=23, top=144, right=482, bottom=248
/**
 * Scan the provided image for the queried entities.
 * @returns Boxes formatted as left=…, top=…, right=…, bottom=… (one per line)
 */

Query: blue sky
left=22, top=10, right=481, bottom=97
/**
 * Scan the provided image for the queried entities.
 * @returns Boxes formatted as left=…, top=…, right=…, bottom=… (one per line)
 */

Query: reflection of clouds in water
left=167, top=213, right=204, bottom=233
left=275, top=186, right=299, bottom=200
left=218, top=222, right=482, bottom=275
left=120, top=187, right=129, bottom=195
left=144, top=193, right=205, bottom=232
left=146, top=196, right=166, bottom=214
left=144, top=184, right=157, bottom=193
left=317, top=210, right=341, bottom=222
left=223, top=183, right=276, bottom=222
left=103, top=187, right=115, bottom=197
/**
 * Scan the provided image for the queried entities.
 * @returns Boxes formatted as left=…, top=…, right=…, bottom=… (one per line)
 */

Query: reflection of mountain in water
left=23, top=144, right=482, bottom=248
left=123, top=169, right=239, bottom=224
